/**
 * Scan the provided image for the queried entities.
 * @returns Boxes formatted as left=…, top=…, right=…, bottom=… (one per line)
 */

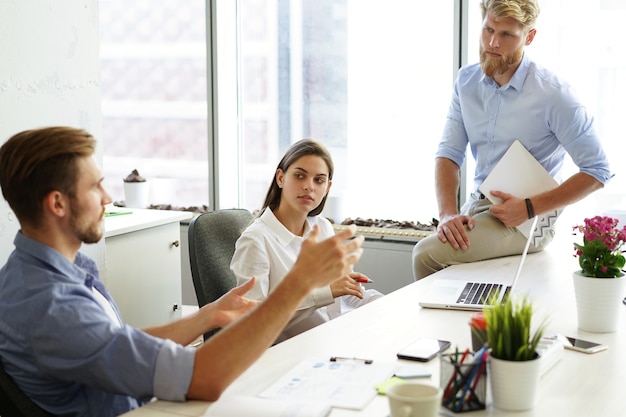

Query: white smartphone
left=395, top=364, right=432, bottom=379
left=564, top=336, right=608, bottom=354
left=397, top=338, right=451, bottom=362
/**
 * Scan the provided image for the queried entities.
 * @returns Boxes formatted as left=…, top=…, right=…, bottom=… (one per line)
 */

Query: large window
left=100, top=1, right=626, bottom=220
left=100, top=0, right=209, bottom=209
left=465, top=0, right=626, bottom=213
left=216, top=0, right=626, bottom=224
left=215, top=0, right=455, bottom=224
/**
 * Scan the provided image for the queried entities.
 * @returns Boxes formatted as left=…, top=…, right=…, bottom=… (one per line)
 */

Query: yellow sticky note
left=375, top=376, right=405, bottom=395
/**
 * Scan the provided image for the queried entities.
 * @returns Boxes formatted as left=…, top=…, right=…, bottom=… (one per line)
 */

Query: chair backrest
left=188, top=209, right=254, bottom=339
left=0, top=359, right=53, bottom=417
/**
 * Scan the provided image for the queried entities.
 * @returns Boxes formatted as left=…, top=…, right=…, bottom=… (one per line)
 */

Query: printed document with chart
left=479, top=140, right=562, bottom=246
left=259, top=356, right=396, bottom=410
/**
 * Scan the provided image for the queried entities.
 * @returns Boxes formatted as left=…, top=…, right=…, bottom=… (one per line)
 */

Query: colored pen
left=105, top=211, right=133, bottom=217
left=355, top=277, right=373, bottom=284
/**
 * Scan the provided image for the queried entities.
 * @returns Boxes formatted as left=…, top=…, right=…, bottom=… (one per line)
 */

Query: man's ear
left=525, top=28, right=537, bottom=46
left=43, top=191, right=68, bottom=218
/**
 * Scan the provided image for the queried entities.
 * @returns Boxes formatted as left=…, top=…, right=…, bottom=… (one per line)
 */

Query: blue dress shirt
left=437, top=53, right=612, bottom=193
left=0, top=232, right=195, bottom=417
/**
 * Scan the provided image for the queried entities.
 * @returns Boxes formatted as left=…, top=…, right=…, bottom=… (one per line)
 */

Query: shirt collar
left=13, top=231, right=99, bottom=288
left=260, top=208, right=312, bottom=246
left=508, top=52, right=529, bottom=91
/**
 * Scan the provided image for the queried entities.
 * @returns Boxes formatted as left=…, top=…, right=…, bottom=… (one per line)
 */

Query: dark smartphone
left=564, top=336, right=608, bottom=354
left=397, top=338, right=452, bottom=362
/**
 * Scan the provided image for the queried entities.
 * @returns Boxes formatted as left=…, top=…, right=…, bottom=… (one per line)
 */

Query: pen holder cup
left=440, top=353, right=487, bottom=413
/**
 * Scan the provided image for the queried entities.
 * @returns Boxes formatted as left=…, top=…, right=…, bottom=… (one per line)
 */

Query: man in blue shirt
left=0, top=126, right=364, bottom=416
left=412, top=0, right=612, bottom=279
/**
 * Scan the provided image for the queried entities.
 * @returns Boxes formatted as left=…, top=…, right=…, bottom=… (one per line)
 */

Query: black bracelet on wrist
left=524, top=198, right=535, bottom=219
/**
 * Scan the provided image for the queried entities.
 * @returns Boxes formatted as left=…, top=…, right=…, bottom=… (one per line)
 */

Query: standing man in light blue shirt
left=412, top=0, right=612, bottom=279
left=0, top=126, right=364, bottom=416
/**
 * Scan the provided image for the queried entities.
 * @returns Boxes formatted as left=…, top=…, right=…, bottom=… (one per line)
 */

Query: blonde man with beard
left=412, top=0, right=612, bottom=280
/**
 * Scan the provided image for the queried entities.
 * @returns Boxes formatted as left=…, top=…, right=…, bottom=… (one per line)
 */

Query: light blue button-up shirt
left=0, top=232, right=195, bottom=417
left=437, top=53, right=612, bottom=193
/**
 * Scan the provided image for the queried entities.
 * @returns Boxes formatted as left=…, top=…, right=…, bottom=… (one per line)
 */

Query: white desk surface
left=122, top=225, right=626, bottom=417
left=104, top=207, right=193, bottom=238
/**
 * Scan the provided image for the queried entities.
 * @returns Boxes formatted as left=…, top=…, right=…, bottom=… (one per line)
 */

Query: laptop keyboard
left=456, top=282, right=508, bottom=305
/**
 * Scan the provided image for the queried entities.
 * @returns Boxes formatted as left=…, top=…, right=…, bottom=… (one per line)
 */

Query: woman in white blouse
left=231, top=139, right=382, bottom=343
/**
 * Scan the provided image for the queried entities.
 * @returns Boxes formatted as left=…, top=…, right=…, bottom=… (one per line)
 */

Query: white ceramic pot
left=488, top=355, right=541, bottom=411
left=573, top=271, right=625, bottom=333
left=123, top=181, right=150, bottom=208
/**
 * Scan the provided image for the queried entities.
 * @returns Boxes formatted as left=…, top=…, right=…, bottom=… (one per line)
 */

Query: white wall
left=0, top=1, right=104, bottom=267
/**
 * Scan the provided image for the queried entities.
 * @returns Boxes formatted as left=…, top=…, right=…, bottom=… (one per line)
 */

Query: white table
left=122, top=227, right=626, bottom=417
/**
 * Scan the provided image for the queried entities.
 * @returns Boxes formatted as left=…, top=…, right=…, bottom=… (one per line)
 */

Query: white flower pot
left=573, top=271, right=626, bottom=333
left=123, top=181, right=150, bottom=208
left=488, top=355, right=541, bottom=411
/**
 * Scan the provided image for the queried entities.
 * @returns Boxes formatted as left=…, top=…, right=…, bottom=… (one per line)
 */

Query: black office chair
left=187, top=208, right=254, bottom=341
left=0, top=359, right=53, bottom=417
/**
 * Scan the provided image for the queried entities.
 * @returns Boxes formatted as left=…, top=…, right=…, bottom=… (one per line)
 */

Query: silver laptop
left=418, top=216, right=538, bottom=311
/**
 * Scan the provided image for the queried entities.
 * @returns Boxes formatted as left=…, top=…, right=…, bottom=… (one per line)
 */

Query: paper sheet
left=204, top=395, right=331, bottom=417
left=259, top=357, right=397, bottom=410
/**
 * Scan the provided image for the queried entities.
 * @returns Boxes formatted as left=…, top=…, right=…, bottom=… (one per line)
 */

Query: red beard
left=479, top=46, right=524, bottom=78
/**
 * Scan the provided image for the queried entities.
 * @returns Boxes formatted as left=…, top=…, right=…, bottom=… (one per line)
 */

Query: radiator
left=333, top=224, right=433, bottom=294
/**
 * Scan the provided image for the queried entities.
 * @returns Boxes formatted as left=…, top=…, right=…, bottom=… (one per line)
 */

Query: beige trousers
left=412, top=198, right=555, bottom=280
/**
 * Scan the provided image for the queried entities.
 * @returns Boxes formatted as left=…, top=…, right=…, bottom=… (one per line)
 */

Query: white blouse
left=230, top=208, right=382, bottom=343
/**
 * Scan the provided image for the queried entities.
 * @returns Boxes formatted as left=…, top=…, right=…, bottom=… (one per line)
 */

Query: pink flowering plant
left=573, top=216, right=626, bottom=278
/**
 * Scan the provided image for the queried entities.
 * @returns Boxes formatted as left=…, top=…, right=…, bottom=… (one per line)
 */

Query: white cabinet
left=104, top=209, right=193, bottom=328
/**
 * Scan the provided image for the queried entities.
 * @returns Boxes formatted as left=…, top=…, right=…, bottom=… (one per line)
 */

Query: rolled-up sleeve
left=549, top=91, right=613, bottom=184
left=153, top=339, right=196, bottom=401
left=31, top=293, right=195, bottom=401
